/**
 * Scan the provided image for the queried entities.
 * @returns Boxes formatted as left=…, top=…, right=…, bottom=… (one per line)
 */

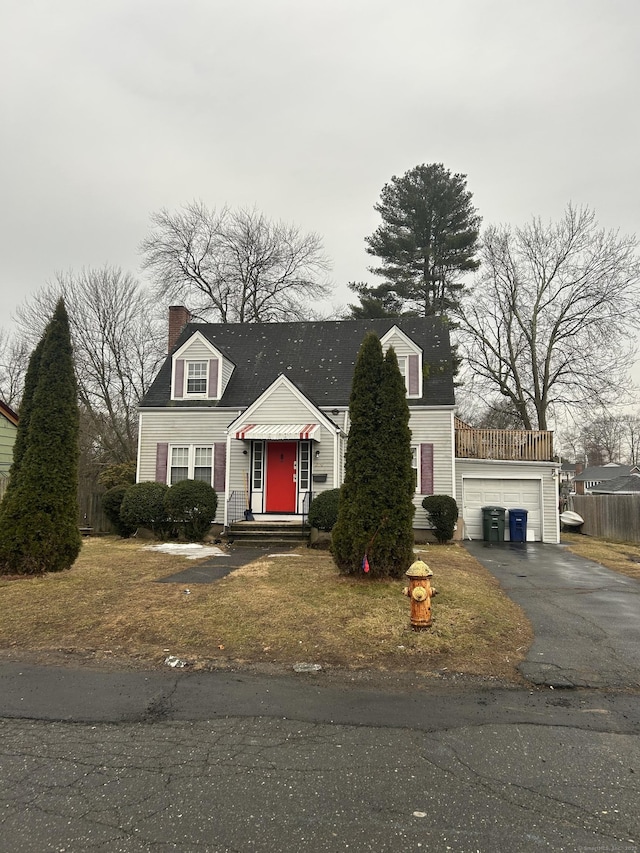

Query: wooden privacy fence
left=571, top=495, right=640, bottom=544
left=0, top=477, right=112, bottom=533
left=77, top=488, right=111, bottom=533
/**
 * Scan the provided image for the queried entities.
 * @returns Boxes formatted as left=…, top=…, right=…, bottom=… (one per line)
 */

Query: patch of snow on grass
left=143, top=543, right=229, bottom=559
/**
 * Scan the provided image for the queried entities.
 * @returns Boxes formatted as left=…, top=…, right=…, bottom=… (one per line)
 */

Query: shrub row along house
left=136, top=307, right=560, bottom=543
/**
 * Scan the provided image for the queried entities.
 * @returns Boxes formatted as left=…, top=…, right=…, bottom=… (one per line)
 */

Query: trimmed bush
left=308, top=489, right=340, bottom=531
left=120, top=481, right=171, bottom=538
left=98, top=461, right=137, bottom=490
left=164, top=479, right=218, bottom=541
left=102, top=485, right=136, bottom=538
left=422, top=494, right=459, bottom=543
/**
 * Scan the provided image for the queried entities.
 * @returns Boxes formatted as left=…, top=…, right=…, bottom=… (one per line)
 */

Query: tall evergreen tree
left=332, top=333, right=384, bottom=576
left=373, top=348, right=415, bottom=573
left=357, top=163, right=481, bottom=318
left=331, top=334, right=414, bottom=578
left=0, top=300, right=81, bottom=574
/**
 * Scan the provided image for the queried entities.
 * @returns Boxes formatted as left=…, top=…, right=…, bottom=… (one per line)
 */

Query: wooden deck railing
left=455, top=428, right=554, bottom=462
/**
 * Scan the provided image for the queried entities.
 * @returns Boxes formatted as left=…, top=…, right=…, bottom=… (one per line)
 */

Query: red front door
left=265, top=442, right=297, bottom=512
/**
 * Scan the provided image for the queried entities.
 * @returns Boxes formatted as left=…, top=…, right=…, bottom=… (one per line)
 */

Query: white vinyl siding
left=380, top=328, right=422, bottom=398
left=138, top=410, right=233, bottom=523
left=179, top=338, right=215, bottom=361
left=409, top=409, right=455, bottom=529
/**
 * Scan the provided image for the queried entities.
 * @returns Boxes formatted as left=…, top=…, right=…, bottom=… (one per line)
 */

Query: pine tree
left=332, top=334, right=413, bottom=579
left=358, top=163, right=481, bottom=318
left=0, top=300, right=81, bottom=574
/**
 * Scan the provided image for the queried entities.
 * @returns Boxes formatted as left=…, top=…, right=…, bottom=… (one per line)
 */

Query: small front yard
left=0, top=537, right=532, bottom=681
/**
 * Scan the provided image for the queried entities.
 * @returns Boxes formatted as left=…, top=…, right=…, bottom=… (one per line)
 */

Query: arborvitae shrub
left=308, top=488, right=340, bottom=531
left=0, top=300, right=81, bottom=574
left=164, top=479, right=218, bottom=541
left=422, top=494, right=459, bottom=543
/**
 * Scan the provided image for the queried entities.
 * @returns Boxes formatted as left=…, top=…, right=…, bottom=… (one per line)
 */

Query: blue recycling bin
left=508, top=508, right=528, bottom=542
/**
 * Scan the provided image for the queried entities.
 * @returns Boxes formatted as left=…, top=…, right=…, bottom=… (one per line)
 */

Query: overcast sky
left=2, top=0, right=639, bottom=383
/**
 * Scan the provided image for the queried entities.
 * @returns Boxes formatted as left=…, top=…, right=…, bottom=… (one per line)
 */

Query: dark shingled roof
left=141, top=318, right=455, bottom=409
left=590, top=473, right=640, bottom=494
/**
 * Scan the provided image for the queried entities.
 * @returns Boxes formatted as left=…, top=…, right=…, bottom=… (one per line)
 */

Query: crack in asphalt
left=3, top=717, right=638, bottom=852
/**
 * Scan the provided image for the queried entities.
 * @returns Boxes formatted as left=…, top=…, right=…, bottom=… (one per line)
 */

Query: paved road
left=465, top=541, right=640, bottom=689
left=1, top=664, right=640, bottom=852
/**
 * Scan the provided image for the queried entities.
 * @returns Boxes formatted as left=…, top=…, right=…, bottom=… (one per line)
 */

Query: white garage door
left=462, top=478, right=542, bottom=541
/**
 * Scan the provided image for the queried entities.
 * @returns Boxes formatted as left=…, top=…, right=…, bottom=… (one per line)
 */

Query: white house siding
left=179, top=338, right=217, bottom=361
left=382, top=330, right=418, bottom=360
left=455, top=458, right=559, bottom=544
left=409, top=409, right=455, bottom=530
left=137, top=409, right=237, bottom=523
left=221, top=359, right=234, bottom=392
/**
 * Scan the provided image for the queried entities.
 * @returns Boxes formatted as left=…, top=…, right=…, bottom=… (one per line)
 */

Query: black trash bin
left=482, top=506, right=506, bottom=542
left=508, top=508, right=528, bottom=542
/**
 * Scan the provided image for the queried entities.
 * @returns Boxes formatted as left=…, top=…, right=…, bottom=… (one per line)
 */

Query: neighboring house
left=573, top=463, right=640, bottom=495
left=589, top=473, right=640, bottom=495
left=0, top=400, right=18, bottom=475
left=0, top=400, right=18, bottom=500
left=137, top=307, right=560, bottom=543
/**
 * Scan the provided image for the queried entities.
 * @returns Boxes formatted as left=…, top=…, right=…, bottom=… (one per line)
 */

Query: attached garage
left=462, top=477, right=542, bottom=540
left=455, top=459, right=560, bottom=544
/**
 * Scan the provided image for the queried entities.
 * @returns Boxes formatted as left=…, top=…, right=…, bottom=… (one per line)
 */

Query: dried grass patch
left=563, top=533, right=640, bottom=581
left=0, top=537, right=531, bottom=679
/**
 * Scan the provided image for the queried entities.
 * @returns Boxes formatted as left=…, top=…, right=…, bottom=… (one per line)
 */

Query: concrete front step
left=226, top=521, right=310, bottom=548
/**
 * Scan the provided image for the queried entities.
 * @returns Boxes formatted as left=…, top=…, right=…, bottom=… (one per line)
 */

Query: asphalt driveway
left=465, top=540, right=640, bottom=689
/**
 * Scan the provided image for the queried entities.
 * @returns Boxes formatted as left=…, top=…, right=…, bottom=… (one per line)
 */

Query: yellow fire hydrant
left=402, top=559, right=438, bottom=631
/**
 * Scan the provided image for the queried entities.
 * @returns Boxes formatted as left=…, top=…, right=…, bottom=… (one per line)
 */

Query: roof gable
left=141, top=317, right=455, bottom=410
left=0, top=401, right=18, bottom=427
left=227, top=374, right=339, bottom=434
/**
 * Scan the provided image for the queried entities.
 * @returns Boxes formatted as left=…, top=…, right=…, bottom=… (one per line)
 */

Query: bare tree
left=569, top=409, right=640, bottom=466
left=0, top=329, right=29, bottom=408
left=579, top=410, right=625, bottom=465
left=622, top=413, right=640, bottom=466
left=140, top=201, right=332, bottom=322
left=16, top=267, right=165, bottom=465
left=455, top=206, right=640, bottom=430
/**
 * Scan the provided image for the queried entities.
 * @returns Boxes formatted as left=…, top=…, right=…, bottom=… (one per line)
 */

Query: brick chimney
left=168, top=305, right=191, bottom=353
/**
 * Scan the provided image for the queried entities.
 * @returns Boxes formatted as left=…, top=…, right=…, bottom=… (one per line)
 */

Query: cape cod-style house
left=136, top=306, right=560, bottom=543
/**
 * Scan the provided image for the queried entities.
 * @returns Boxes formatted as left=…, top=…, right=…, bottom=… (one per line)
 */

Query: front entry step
left=225, top=520, right=310, bottom=548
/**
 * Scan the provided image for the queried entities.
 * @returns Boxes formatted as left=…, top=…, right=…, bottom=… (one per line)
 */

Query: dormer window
left=187, top=361, right=208, bottom=395
left=380, top=325, right=422, bottom=398
left=397, top=356, right=407, bottom=387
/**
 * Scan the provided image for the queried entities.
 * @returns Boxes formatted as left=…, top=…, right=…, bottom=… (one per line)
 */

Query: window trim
left=411, top=445, right=420, bottom=493
left=186, top=361, right=208, bottom=395
left=185, top=360, right=209, bottom=397
left=168, top=444, right=214, bottom=486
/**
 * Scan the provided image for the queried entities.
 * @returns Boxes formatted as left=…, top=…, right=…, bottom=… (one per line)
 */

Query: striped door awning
left=234, top=423, right=320, bottom=441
